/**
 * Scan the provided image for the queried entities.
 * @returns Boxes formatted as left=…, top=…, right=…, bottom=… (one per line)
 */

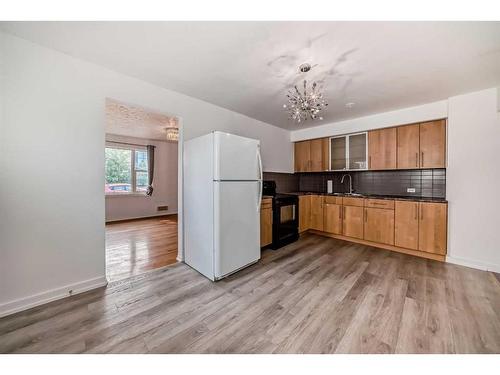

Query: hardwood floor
left=1, top=233, right=499, bottom=354
left=106, top=215, right=178, bottom=282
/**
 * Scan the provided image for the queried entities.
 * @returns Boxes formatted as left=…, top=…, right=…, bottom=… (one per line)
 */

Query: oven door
left=272, top=199, right=299, bottom=249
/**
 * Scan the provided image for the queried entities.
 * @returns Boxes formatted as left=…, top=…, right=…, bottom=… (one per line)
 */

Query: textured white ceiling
left=106, top=98, right=178, bottom=140
left=2, top=21, right=500, bottom=129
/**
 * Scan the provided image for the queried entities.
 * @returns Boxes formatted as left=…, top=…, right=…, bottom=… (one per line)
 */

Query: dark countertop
left=282, top=191, right=447, bottom=203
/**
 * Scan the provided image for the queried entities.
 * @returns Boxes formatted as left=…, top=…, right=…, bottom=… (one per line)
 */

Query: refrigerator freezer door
left=214, top=181, right=261, bottom=279
left=213, top=132, right=261, bottom=181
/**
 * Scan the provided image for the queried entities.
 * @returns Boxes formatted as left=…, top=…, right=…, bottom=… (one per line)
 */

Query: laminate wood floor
left=105, top=215, right=178, bottom=282
left=1, top=233, right=499, bottom=353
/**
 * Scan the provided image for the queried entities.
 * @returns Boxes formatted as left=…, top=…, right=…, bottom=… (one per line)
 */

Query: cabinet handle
left=421, top=152, right=424, bottom=167
left=364, top=208, right=367, bottom=222
left=420, top=205, right=423, bottom=220
left=414, top=203, right=418, bottom=220
left=415, top=152, right=418, bottom=167
left=339, top=207, right=342, bottom=219
left=369, top=156, right=371, bottom=169
left=343, top=206, right=346, bottom=220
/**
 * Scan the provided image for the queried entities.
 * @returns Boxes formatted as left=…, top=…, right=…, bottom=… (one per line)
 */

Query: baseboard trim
left=106, top=212, right=178, bottom=224
left=446, top=256, right=500, bottom=273
left=0, top=276, right=108, bottom=318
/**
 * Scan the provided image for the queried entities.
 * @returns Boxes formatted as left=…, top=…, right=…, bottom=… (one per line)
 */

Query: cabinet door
left=310, top=138, right=329, bottom=172
left=323, top=203, right=342, bottom=235
left=342, top=205, right=364, bottom=239
left=368, top=128, right=397, bottom=170
left=397, top=124, right=420, bottom=169
left=260, top=207, right=273, bottom=247
left=294, top=141, right=311, bottom=172
left=348, top=133, right=368, bottom=170
left=298, top=195, right=311, bottom=233
left=310, top=195, right=324, bottom=231
left=364, top=207, right=395, bottom=245
left=395, top=200, right=419, bottom=250
left=418, top=202, right=447, bottom=255
left=330, top=136, right=347, bottom=170
left=420, top=120, right=446, bottom=168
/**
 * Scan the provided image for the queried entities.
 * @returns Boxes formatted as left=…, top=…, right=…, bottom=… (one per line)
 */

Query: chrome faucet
left=340, top=174, right=353, bottom=195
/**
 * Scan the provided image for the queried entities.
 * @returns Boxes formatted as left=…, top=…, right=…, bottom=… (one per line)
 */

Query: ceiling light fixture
left=165, top=127, right=179, bottom=142
left=165, top=118, right=179, bottom=142
left=283, top=63, right=328, bottom=124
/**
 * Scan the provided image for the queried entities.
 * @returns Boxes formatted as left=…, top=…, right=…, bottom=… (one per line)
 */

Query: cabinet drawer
left=364, top=198, right=394, bottom=210
left=324, top=196, right=343, bottom=205
left=342, top=197, right=364, bottom=207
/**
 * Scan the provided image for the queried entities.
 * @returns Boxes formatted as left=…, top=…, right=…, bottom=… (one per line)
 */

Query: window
left=105, top=145, right=149, bottom=194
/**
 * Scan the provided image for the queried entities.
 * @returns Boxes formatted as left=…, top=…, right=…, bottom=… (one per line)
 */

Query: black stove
left=262, top=181, right=299, bottom=249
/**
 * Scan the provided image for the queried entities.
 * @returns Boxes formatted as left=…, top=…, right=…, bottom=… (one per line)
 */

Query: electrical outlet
left=157, top=206, right=169, bottom=211
left=407, top=188, right=416, bottom=193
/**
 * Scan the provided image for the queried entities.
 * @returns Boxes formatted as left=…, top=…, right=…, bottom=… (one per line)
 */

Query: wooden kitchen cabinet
left=364, top=207, right=394, bottom=245
left=418, top=202, right=447, bottom=255
left=420, top=120, right=446, bottom=168
left=368, top=127, right=397, bottom=170
left=310, top=195, right=324, bottom=231
left=394, top=200, right=419, bottom=250
left=298, top=195, right=311, bottom=233
left=342, top=205, right=364, bottom=239
left=310, top=138, right=329, bottom=172
left=294, top=139, right=328, bottom=172
left=397, top=124, right=420, bottom=169
left=294, top=141, right=310, bottom=172
left=260, top=198, right=273, bottom=247
left=323, top=202, right=342, bottom=235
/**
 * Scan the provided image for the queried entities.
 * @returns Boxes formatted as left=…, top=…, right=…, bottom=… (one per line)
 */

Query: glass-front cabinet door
left=330, top=136, right=347, bottom=170
left=329, top=132, right=367, bottom=171
left=348, top=133, right=367, bottom=170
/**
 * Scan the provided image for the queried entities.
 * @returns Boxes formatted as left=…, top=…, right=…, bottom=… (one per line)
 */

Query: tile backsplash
left=298, top=169, right=446, bottom=198
left=263, top=172, right=299, bottom=193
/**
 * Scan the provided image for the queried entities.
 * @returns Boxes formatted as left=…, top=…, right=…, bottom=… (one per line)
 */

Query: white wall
left=446, top=88, right=500, bottom=272
left=290, top=100, right=448, bottom=141
left=0, top=32, right=293, bottom=317
left=105, top=134, right=178, bottom=222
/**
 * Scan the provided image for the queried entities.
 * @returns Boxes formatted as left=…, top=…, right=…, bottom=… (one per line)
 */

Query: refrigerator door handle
left=257, top=148, right=263, bottom=212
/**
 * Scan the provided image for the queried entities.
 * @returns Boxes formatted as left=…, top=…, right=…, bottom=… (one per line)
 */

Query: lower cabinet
left=342, top=205, right=364, bottom=239
left=323, top=203, right=342, bottom=235
left=297, top=194, right=447, bottom=260
left=298, top=195, right=311, bottom=233
left=395, top=200, right=419, bottom=250
left=310, top=195, right=324, bottom=231
left=260, top=200, right=273, bottom=247
left=364, top=207, right=394, bottom=245
left=418, top=202, right=447, bottom=255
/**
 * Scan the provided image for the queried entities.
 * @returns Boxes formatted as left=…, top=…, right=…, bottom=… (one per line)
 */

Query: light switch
left=407, top=188, right=416, bottom=193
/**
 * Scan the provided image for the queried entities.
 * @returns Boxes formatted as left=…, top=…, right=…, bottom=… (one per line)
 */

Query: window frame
left=105, top=143, right=149, bottom=196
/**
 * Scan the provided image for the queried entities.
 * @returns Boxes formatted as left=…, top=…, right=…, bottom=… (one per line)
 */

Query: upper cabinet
left=294, top=138, right=328, bottom=172
left=294, top=140, right=310, bottom=172
left=397, top=120, right=446, bottom=169
left=368, top=128, right=397, bottom=170
left=294, top=118, right=446, bottom=172
left=397, top=124, right=420, bottom=169
left=329, top=132, right=367, bottom=171
left=419, top=120, right=446, bottom=168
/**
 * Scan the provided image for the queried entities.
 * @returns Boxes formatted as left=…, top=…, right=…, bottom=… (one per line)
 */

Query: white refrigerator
left=184, top=131, right=263, bottom=280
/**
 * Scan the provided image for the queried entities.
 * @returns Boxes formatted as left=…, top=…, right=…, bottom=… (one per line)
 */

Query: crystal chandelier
left=164, top=118, right=179, bottom=142
left=283, top=63, right=328, bottom=123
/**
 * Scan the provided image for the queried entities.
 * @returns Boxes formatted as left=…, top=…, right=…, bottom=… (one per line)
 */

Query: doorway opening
left=104, top=98, right=180, bottom=282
